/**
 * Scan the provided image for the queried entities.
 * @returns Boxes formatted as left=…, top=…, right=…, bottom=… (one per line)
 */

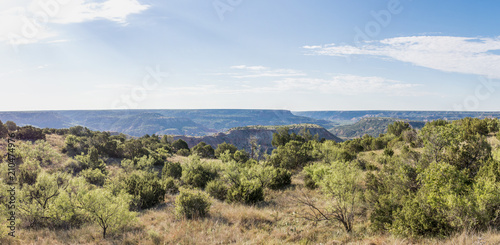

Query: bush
left=18, top=159, right=41, bottom=186
left=163, top=177, right=179, bottom=195
left=181, top=156, right=218, bottom=189
left=81, top=168, right=106, bottom=186
left=268, top=140, right=311, bottom=169
left=233, top=150, right=249, bottom=163
left=383, top=147, right=395, bottom=157
left=392, top=196, right=453, bottom=237
left=214, top=142, right=238, bottom=159
left=177, top=148, right=191, bottom=157
left=304, top=172, right=317, bottom=189
left=387, top=121, right=411, bottom=137
left=175, top=188, right=211, bottom=219
left=226, top=179, right=264, bottom=204
left=15, top=125, right=46, bottom=140
left=172, top=139, right=189, bottom=152
left=125, top=171, right=166, bottom=209
left=0, top=120, right=8, bottom=138
left=162, top=161, right=182, bottom=179
left=267, top=167, right=292, bottom=190
left=192, top=142, right=215, bottom=158
left=205, top=180, right=228, bottom=201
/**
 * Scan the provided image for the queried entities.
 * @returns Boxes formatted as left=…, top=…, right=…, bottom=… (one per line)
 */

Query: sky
left=1, top=0, right=500, bottom=111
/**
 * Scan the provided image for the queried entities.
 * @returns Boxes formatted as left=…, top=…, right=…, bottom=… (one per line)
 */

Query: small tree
left=297, top=161, right=363, bottom=233
left=18, top=171, right=70, bottom=227
left=81, top=189, right=136, bottom=238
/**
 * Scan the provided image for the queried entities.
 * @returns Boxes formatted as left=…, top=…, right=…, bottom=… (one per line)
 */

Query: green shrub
left=371, top=137, right=386, bottom=150
left=162, top=161, right=182, bottom=179
left=18, top=159, right=41, bottom=186
left=81, top=168, right=106, bottom=186
left=205, top=180, right=228, bottom=201
left=267, top=167, right=292, bottom=190
left=383, top=147, right=394, bottom=157
left=125, top=171, right=166, bottom=209
left=391, top=196, right=453, bottom=237
left=163, top=177, right=179, bottom=195
left=226, top=179, right=264, bottom=204
left=181, top=156, right=218, bottom=189
left=172, top=139, right=189, bottom=152
left=192, top=142, right=215, bottom=158
left=177, top=148, right=191, bottom=156
left=175, top=188, right=211, bottom=219
left=268, top=140, right=311, bottom=169
left=387, top=121, right=411, bottom=137
left=16, top=125, right=46, bottom=140
left=304, top=172, right=317, bottom=189
left=214, top=142, right=238, bottom=159
left=17, top=140, right=62, bottom=166
left=233, top=150, right=249, bottom=163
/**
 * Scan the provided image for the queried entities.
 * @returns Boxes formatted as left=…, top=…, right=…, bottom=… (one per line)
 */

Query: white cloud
left=51, top=0, right=149, bottom=24
left=271, top=75, right=421, bottom=95
left=230, top=65, right=267, bottom=71
left=226, top=65, right=306, bottom=78
left=0, top=0, right=149, bottom=45
left=162, top=74, right=421, bottom=96
left=304, top=36, right=500, bottom=79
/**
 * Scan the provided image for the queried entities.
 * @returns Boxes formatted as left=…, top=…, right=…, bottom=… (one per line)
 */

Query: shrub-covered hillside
left=0, top=118, right=499, bottom=244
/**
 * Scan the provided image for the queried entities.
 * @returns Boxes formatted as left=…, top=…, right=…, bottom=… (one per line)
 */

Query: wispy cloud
left=50, top=0, right=149, bottom=24
left=162, top=74, right=422, bottom=96
left=304, top=36, right=500, bottom=79
left=230, top=65, right=267, bottom=71
left=220, top=65, right=306, bottom=78
left=0, top=0, right=149, bottom=45
left=272, top=75, right=422, bottom=96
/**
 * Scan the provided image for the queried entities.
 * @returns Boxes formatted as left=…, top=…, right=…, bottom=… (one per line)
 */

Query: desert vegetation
left=0, top=118, right=499, bottom=244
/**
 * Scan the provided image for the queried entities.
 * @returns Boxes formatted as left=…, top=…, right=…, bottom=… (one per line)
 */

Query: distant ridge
left=2, top=109, right=498, bottom=138
left=0, top=109, right=337, bottom=137
left=294, top=110, right=500, bottom=122
left=173, top=124, right=342, bottom=154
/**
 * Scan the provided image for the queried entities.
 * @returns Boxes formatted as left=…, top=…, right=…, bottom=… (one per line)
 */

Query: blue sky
left=1, top=0, right=500, bottom=111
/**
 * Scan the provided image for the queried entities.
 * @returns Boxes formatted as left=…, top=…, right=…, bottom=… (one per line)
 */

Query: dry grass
left=45, top=134, right=66, bottom=151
